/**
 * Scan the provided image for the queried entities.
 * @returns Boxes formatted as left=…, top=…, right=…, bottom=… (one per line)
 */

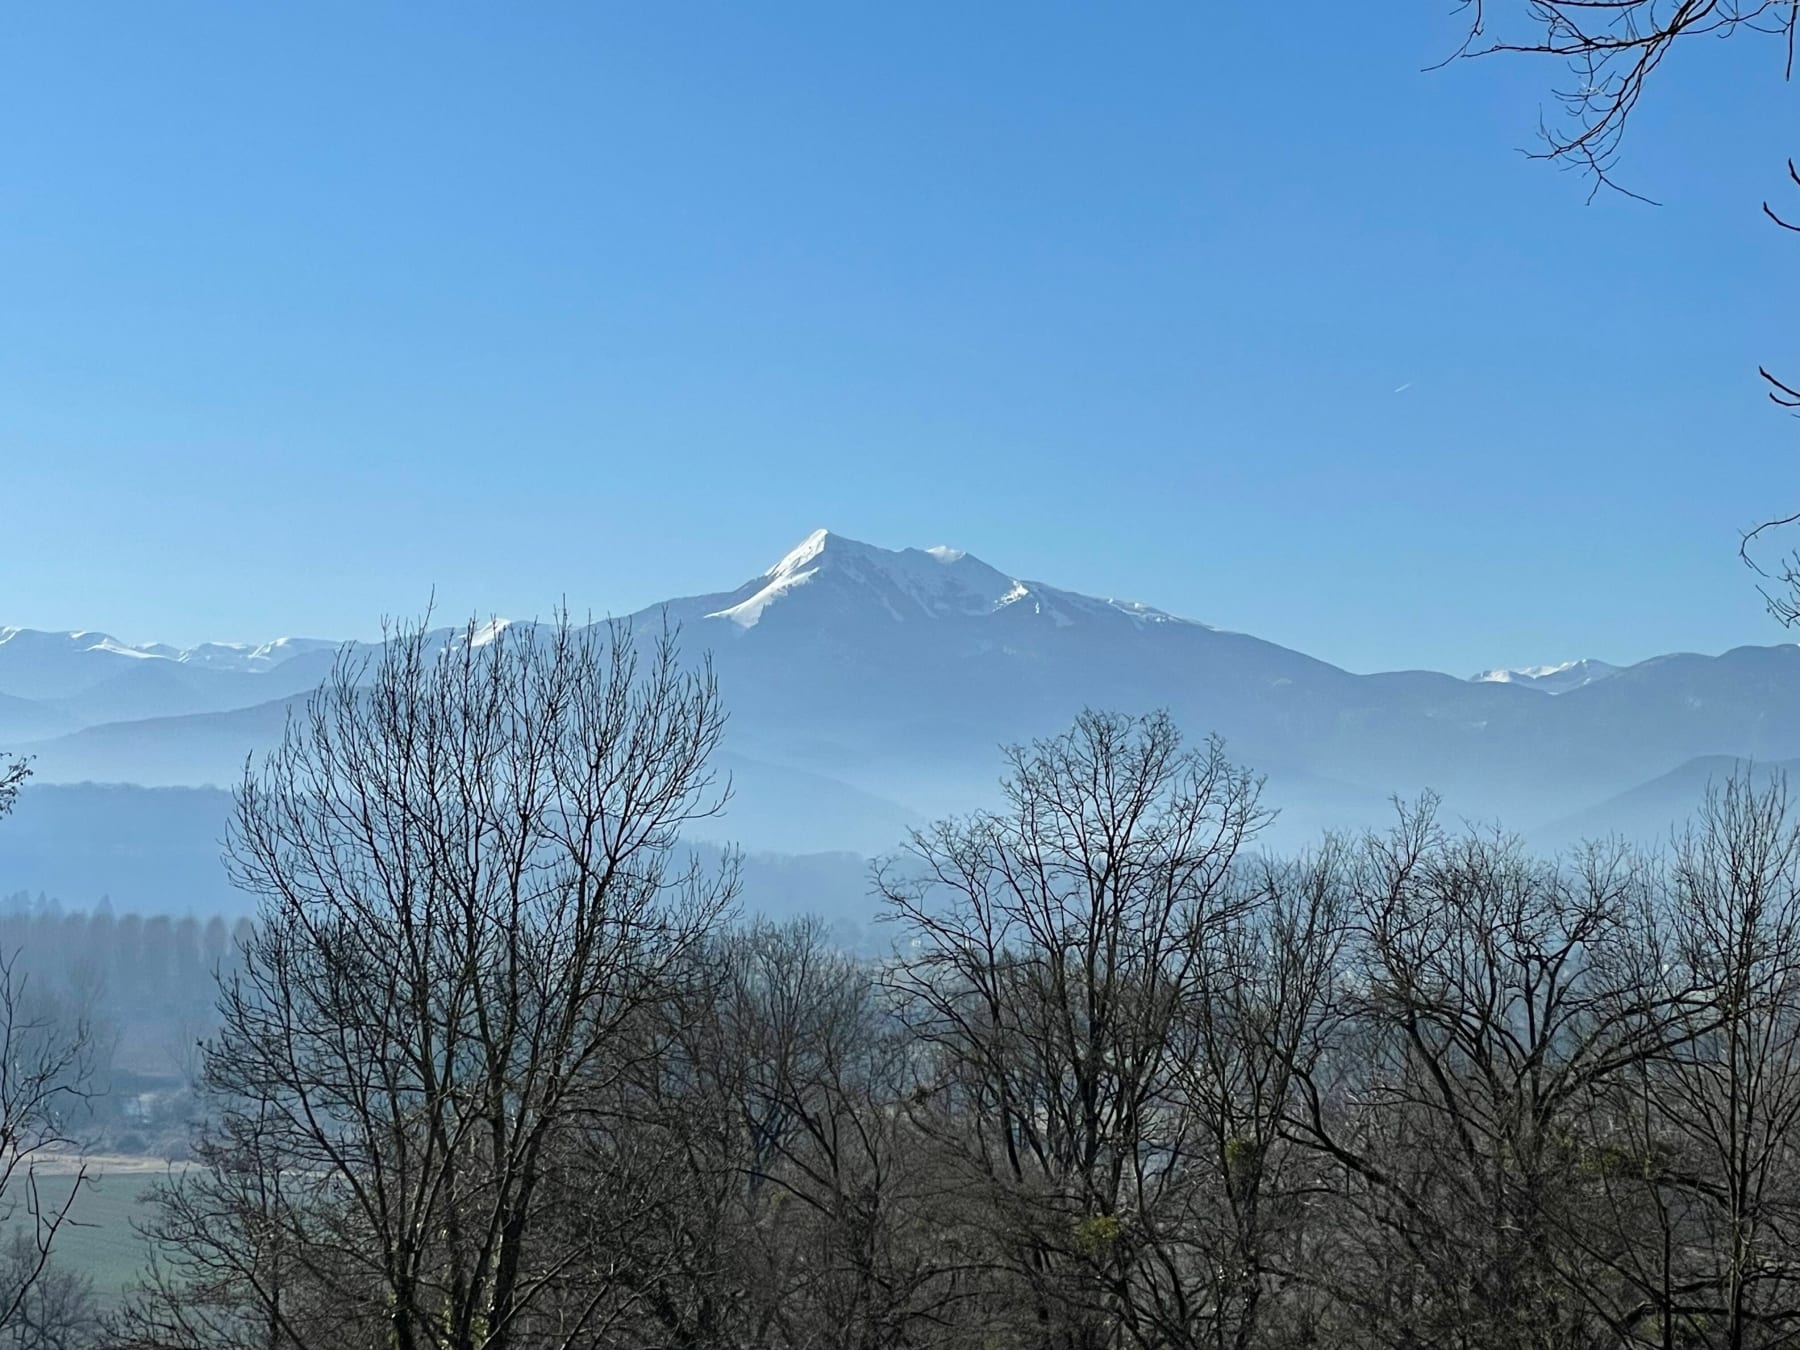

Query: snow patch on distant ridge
left=0, top=627, right=334, bottom=672
left=1471, top=659, right=1621, bottom=694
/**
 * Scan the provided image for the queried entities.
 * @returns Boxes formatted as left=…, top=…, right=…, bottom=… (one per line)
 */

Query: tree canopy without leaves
left=116, top=614, right=738, bottom=1350
left=101, top=691, right=1800, bottom=1350
left=1454, top=1, right=1798, bottom=194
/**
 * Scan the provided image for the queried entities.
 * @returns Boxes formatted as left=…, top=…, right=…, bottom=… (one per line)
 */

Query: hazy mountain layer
left=5, top=529, right=1800, bottom=913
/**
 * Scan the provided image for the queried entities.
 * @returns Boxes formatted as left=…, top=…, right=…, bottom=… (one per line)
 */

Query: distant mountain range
left=4, top=529, right=1799, bottom=914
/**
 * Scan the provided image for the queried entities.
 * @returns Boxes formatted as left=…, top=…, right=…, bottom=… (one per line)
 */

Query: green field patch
left=1, top=1161, right=170, bottom=1306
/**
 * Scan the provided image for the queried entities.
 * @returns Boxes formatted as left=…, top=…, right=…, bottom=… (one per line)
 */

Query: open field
left=2, top=1156, right=175, bottom=1306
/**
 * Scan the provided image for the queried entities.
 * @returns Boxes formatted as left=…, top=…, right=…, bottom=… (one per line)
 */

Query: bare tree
left=0, top=757, right=97, bottom=1348
left=1169, top=847, right=1350, bottom=1350
left=114, top=614, right=737, bottom=1350
left=1538, top=771, right=1800, bottom=1348
left=106, top=695, right=1800, bottom=1348
left=1451, top=1, right=1796, bottom=195
left=1286, top=802, right=1693, bottom=1349
left=1647, top=772, right=1800, bottom=1345
left=714, top=918, right=980, bottom=1350
left=879, top=710, right=1274, bottom=1350
left=0, top=1232, right=99, bottom=1350
left=0, top=757, right=27, bottom=819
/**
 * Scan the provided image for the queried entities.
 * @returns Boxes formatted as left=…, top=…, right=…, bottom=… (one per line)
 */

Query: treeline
left=0, top=900, right=247, bottom=1023
left=0, top=903, right=249, bottom=1153
left=10, top=617, right=1800, bottom=1348
left=135, top=769, right=1800, bottom=1347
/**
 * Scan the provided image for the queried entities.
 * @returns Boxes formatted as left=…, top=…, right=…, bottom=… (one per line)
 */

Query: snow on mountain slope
left=1470, top=659, right=1621, bottom=695
left=0, top=627, right=337, bottom=701
left=178, top=636, right=341, bottom=669
left=706, top=529, right=1019, bottom=627
left=698, top=528, right=1197, bottom=632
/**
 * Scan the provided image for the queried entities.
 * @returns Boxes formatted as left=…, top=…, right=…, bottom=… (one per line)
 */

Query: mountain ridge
left=7, top=531, right=1761, bottom=692
left=6, top=529, right=1800, bottom=874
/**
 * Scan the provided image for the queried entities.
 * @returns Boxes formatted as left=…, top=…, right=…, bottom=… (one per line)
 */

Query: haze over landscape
left=13, top=2, right=1800, bottom=1346
left=7, top=525, right=1800, bottom=923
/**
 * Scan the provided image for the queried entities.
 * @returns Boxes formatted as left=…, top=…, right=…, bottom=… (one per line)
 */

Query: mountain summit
left=691, top=528, right=1189, bottom=632
left=705, top=529, right=1023, bottom=628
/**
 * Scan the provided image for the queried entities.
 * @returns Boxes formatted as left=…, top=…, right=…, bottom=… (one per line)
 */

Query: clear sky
left=4, top=3, right=1798, bottom=675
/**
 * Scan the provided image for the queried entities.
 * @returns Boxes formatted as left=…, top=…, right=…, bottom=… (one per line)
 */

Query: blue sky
left=4, top=3, right=1797, bottom=674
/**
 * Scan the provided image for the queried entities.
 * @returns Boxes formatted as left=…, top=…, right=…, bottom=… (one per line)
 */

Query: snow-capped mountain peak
left=708, top=529, right=1028, bottom=629
left=700, top=529, right=1203, bottom=633
left=763, top=527, right=835, bottom=580
left=1470, top=658, right=1621, bottom=695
